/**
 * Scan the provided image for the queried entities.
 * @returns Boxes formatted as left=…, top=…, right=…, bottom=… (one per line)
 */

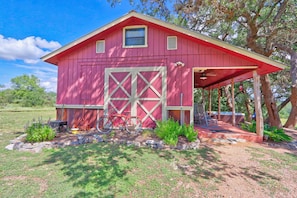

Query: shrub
left=155, top=119, right=197, bottom=146
left=241, top=121, right=292, bottom=142
left=241, top=121, right=256, bottom=133
left=182, top=125, right=197, bottom=142
left=26, top=123, right=56, bottom=143
left=263, top=124, right=292, bottom=142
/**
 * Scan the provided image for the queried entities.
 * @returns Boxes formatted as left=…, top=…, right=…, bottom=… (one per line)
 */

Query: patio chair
left=194, top=103, right=217, bottom=126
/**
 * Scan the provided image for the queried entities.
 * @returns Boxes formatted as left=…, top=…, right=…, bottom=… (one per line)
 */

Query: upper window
left=96, top=40, right=105, bottom=53
left=167, top=36, right=177, bottom=50
left=123, top=26, right=147, bottom=48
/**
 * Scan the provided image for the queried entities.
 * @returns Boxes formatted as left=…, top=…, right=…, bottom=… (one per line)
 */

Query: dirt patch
left=202, top=128, right=297, bottom=197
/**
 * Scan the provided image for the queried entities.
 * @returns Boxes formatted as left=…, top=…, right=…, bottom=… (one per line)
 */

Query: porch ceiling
left=194, top=68, right=255, bottom=89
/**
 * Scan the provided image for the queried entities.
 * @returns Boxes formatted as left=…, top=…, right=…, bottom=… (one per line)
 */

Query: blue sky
left=0, top=0, right=134, bottom=92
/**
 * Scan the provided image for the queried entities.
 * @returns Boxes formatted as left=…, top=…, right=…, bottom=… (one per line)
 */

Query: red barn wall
left=56, top=22, right=254, bottom=110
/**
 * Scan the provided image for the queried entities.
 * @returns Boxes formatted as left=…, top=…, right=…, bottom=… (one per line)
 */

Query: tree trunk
left=284, top=51, right=297, bottom=129
left=277, top=97, right=291, bottom=112
left=264, top=97, right=290, bottom=123
left=224, top=85, right=233, bottom=111
left=245, top=97, right=252, bottom=122
left=260, top=74, right=282, bottom=128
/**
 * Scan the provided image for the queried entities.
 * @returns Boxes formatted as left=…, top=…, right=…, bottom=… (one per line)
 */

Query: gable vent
left=167, top=36, right=177, bottom=50
left=96, top=40, right=105, bottom=53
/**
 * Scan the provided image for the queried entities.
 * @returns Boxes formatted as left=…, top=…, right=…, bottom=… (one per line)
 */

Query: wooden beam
left=218, top=86, right=221, bottom=120
left=253, top=71, right=264, bottom=137
left=231, top=79, right=236, bottom=126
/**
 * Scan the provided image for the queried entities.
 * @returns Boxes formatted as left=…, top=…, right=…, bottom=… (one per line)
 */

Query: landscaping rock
left=5, top=144, right=14, bottom=151
left=6, top=132, right=203, bottom=153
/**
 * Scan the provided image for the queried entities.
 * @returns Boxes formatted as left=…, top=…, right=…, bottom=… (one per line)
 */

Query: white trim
left=166, top=106, right=192, bottom=111
left=123, top=25, right=148, bottom=48
left=167, top=36, right=177, bottom=50
left=105, top=66, right=167, bottom=122
left=55, top=104, right=104, bottom=109
left=96, top=40, right=105, bottom=53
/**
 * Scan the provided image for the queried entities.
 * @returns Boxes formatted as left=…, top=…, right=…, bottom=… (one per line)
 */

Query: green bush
left=26, top=123, right=56, bottom=143
left=182, top=125, right=197, bottom=142
left=241, top=121, right=256, bottom=133
left=155, top=119, right=197, bottom=146
left=241, top=121, right=292, bottom=142
left=263, top=124, right=292, bottom=142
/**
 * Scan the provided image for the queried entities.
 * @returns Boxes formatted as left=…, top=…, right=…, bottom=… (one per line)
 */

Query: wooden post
left=253, top=71, right=264, bottom=137
left=208, top=89, right=211, bottom=114
left=218, top=86, right=221, bottom=120
left=231, top=79, right=236, bottom=126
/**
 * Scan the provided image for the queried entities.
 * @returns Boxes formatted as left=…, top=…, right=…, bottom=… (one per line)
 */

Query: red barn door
left=104, top=67, right=166, bottom=128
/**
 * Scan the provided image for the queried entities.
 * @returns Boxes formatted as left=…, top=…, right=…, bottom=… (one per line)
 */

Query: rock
left=146, top=140, right=155, bottom=145
left=189, top=139, right=200, bottom=150
left=126, top=141, right=133, bottom=146
left=93, top=134, right=104, bottom=143
left=13, top=142, right=24, bottom=150
left=10, top=134, right=27, bottom=144
left=177, top=144, right=188, bottom=150
left=70, top=141, right=79, bottom=146
left=155, top=141, right=163, bottom=149
left=5, top=144, right=14, bottom=151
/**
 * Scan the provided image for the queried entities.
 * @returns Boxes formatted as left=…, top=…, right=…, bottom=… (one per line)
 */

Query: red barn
left=42, top=11, right=285, bottom=130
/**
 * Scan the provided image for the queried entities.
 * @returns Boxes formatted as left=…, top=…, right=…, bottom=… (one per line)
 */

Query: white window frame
left=167, top=36, right=177, bottom=50
left=123, top=25, right=148, bottom=48
left=96, top=40, right=105, bottom=53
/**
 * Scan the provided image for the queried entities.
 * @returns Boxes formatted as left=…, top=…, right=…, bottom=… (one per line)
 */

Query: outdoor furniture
left=194, top=103, right=217, bottom=126
left=48, top=120, right=68, bottom=132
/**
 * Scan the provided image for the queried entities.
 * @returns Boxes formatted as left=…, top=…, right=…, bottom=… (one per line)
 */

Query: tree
left=11, top=74, right=47, bottom=107
left=109, top=0, right=296, bottom=128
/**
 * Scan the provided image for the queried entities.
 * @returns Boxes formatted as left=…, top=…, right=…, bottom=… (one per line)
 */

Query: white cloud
left=15, top=63, right=58, bottom=92
left=0, top=35, right=61, bottom=64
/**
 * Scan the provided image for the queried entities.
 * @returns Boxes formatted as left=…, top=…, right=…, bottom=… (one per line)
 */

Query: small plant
left=182, top=125, right=197, bottom=142
left=263, top=124, right=292, bottom=142
left=241, top=121, right=256, bottom=133
left=26, top=122, right=56, bottom=143
left=241, top=121, right=292, bottom=142
left=155, top=119, right=197, bottom=146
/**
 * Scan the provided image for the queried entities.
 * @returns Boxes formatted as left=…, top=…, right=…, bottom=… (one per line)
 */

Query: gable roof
left=41, top=10, right=286, bottom=70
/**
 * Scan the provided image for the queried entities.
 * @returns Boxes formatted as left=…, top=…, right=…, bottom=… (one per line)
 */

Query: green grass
left=0, top=108, right=219, bottom=197
left=1, top=108, right=297, bottom=197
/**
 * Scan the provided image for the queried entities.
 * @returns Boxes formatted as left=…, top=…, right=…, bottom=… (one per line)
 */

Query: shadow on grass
left=240, top=167, right=280, bottom=184
left=44, top=143, right=144, bottom=197
left=43, top=143, right=230, bottom=197
left=153, top=145, right=228, bottom=183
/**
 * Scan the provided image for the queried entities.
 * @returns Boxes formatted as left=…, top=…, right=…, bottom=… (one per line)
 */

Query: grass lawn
left=1, top=108, right=297, bottom=197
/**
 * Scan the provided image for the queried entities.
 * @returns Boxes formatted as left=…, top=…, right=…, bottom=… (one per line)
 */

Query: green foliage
left=263, top=125, right=293, bottom=142
left=181, top=124, right=197, bottom=142
left=26, top=122, right=56, bottom=143
left=0, top=75, right=56, bottom=107
left=155, top=119, right=197, bottom=146
left=241, top=121, right=292, bottom=142
left=11, top=74, right=47, bottom=107
left=241, top=121, right=256, bottom=133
